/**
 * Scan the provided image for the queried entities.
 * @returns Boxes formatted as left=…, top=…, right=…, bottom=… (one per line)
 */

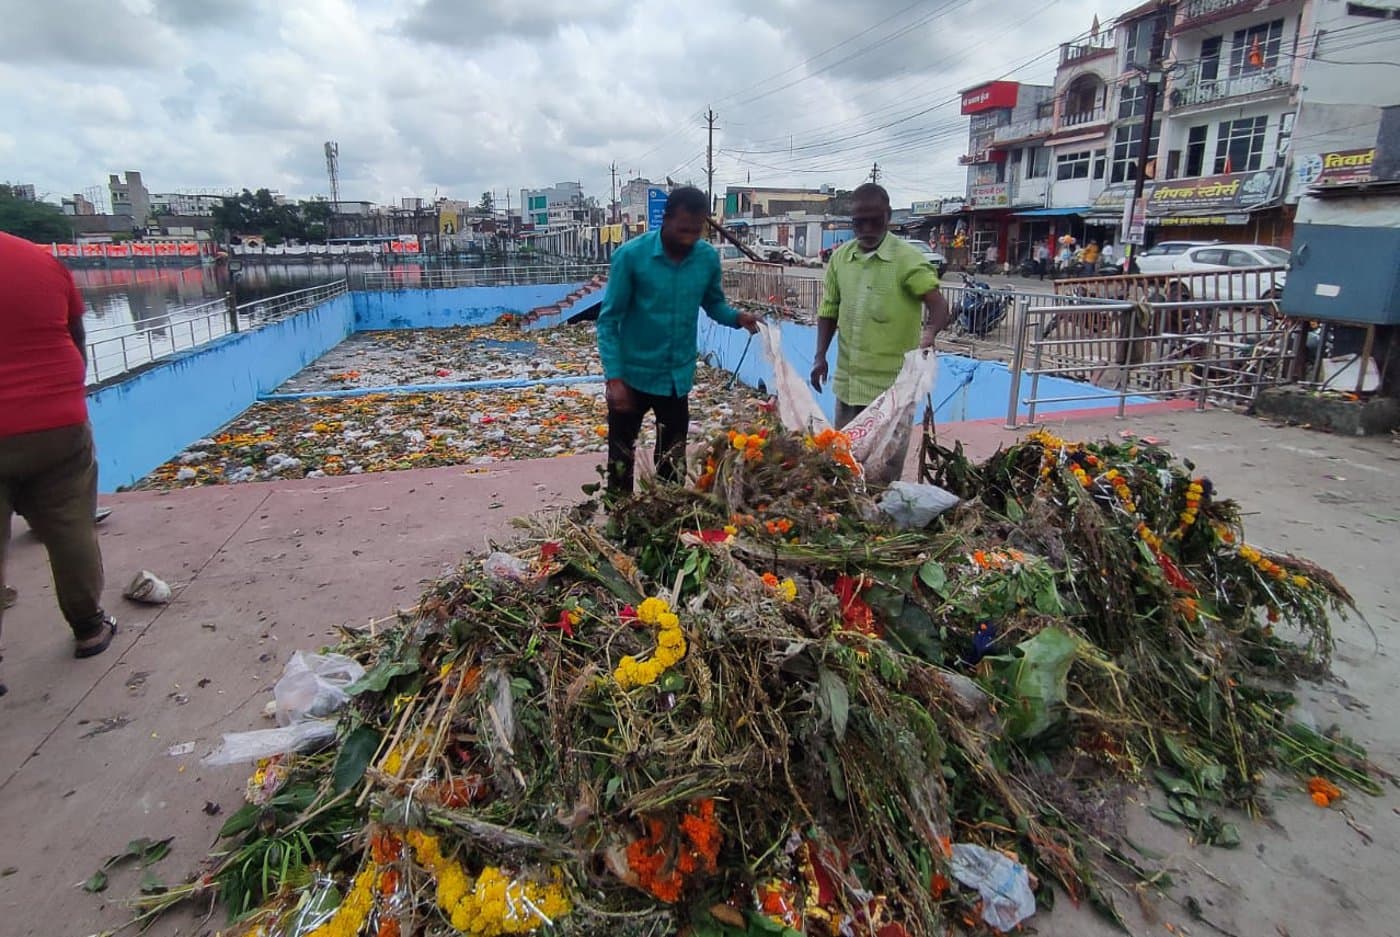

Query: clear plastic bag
left=202, top=721, right=338, bottom=766
left=202, top=652, right=364, bottom=766
left=273, top=652, right=366, bottom=726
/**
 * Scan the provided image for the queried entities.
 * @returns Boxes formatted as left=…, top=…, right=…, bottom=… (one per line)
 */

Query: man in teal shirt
left=597, top=187, right=760, bottom=496
left=811, top=183, right=951, bottom=482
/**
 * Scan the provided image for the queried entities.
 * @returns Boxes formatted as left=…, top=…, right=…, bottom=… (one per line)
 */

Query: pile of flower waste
left=132, top=420, right=1385, bottom=937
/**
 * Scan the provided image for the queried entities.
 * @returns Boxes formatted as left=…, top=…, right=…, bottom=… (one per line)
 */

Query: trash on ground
left=123, top=570, right=172, bottom=604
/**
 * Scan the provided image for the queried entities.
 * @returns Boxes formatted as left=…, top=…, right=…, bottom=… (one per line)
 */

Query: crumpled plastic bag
left=950, top=842, right=1036, bottom=931
left=758, top=321, right=939, bottom=483
left=483, top=551, right=533, bottom=584
left=877, top=481, right=960, bottom=529
left=272, top=652, right=365, bottom=726
left=202, top=652, right=365, bottom=766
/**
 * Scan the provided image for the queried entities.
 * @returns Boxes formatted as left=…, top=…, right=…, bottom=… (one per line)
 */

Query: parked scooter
left=956, top=273, right=1013, bottom=338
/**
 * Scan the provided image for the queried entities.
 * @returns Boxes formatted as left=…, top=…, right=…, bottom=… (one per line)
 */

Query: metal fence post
left=1004, top=296, right=1029, bottom=429
left=226, top=290, right=239, bottom=334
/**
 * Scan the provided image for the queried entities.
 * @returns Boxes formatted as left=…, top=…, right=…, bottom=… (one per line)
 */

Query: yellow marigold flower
left=1292, top=575, right=1310, bottom=588
left=777, top=578, right=798, bottom=602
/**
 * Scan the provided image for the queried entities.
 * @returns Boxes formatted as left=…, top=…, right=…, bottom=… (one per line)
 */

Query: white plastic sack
left=273, top=652, right=366, bottom=726
left=758, top=321, right=939, bottom=483
left=202, top=721, right=338, bottom=766
left=877, top=481, right=960, bottom=529
left=950, top=842, right=1037, bottom=931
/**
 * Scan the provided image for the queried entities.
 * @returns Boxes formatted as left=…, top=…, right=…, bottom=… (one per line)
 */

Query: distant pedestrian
left=1101, top=242, right=1116, bottom=271
left=1082, top=240, right=1101, bottom=272
left=0, top=232, right=117, bottom=697
left=811, top=183, right=952, bottom=484
left=1035, top=242, right=1051, bottom=280
left=983, top=243, right=998, bottom=274
left=597, top=187, right=761, bottom=498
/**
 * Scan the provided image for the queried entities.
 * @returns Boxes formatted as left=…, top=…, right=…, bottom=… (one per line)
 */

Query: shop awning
left=1013, top=207, right=1091, bottom=218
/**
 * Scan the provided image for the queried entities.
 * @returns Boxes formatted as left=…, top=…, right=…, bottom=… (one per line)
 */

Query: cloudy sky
left=1, top=0, right=1133, bottom=211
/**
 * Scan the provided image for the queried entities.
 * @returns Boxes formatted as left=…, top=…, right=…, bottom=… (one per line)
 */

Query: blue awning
left=1013, top=207, right=1091, bottom=217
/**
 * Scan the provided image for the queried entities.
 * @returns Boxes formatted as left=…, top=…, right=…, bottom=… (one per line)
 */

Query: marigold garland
left=625, top=799, right=722, bottom=903
left=406, top=830, right=571, bottom=935
left=1171, top=478, right=1207, bottom=539
left=761, top=572, right=798, bottom=602
left=614, top=596, right=687, bottom=690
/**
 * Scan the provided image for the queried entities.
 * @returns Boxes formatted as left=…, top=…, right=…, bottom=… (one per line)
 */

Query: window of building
left=1185, top=124, right=1208, bottom=177
left=1124, top=17, right=1163, bottom=69
left=1229, top=19, right=1283, bottom=76
left=1200, top=36, right=1222, bottom=82
left=1214, top=116, right=1267, bottom=173
left=1056, top=150, right=1092, bottom=180
left=1064, top=74, right=1105, bottom=121
left=1110, top=120, right=1161, bottom=183
left=1028, top=146, right=1051, bottom=178
left=1093, top=150, right=1107, bottom=179
left=1119, top=80, right=1147, bottom=119
left=1036, top=99, right=1055, bottom=120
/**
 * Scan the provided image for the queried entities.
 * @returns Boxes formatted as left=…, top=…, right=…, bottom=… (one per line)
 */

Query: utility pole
left=610, top=162, right=619, bottom=224
left=869, top=162, right=881, bottom=185
left=1124, top=10, right=1170, bottom=270
left=705, top=108, right=718, bottom=214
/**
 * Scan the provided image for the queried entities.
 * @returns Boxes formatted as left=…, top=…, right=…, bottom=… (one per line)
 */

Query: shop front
left=1088, top=169, right=1292, bottom=248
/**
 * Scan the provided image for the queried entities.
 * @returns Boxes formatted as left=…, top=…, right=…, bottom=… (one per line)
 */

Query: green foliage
left=0, top=185, right=74, bottom=242
left=211, top=188, right=335, bottom=244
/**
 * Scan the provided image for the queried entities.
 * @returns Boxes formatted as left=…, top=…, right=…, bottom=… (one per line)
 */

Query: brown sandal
left=74, top=616, right=118, bottom=659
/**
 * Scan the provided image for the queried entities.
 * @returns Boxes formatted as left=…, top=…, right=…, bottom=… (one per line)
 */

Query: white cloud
left=0, top=0, right=1135, bottom=208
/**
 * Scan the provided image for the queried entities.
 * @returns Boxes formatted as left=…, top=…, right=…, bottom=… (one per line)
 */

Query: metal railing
left=1054, top=266, right=1286, bottom=305
left=723, top=262, right=826, bottom=322
left=993, top=115, right=1054, bottom=145
left=1172, top=65, right=1292, bottom=108
left=1002, top=289, right=1299, bottom=425
left=86, top=279, right=348, bottom=385
left=1062, top=106, right=1109, bottom=127
left=358, top=264, right=608, bottom=291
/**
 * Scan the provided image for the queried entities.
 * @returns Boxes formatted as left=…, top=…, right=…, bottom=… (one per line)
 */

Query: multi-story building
left=958, top=79, right=1056, bottom=260
left=5, top=183, right=37, bottom=201
left=618, top=177, right=669, bottom=226
left=109, top=171, right=151, bottom=223
left=721, top=185, right=835, bottom=221
left=521, top=182, right=585, bottom=230
left=149, top=192, right=229, bottom=216
left=959, top=0, right=1329, bottom=262
left=61, top=194, right=97, bottom=216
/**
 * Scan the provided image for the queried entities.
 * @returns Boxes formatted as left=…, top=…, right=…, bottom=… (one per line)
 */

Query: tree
left=0, top=185, right=74, bottom=242
left=478, top=191, right=494, bottom=213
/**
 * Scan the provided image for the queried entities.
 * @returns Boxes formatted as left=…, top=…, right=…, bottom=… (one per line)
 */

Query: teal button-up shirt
left=597, top=230, right=741, bottom=397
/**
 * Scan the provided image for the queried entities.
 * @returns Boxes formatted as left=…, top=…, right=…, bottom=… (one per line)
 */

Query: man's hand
left=737, top=310, right=762, bottom=334
left=810, top=358, right=828, bottom=392
left=605, top=379, right=636, bottom=414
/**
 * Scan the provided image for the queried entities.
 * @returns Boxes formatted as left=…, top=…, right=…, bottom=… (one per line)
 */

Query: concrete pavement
left=0, top=410, right=1396, bottom=937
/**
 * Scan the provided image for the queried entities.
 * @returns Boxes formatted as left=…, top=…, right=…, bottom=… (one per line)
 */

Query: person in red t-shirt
left=0, top=231, right=117, bottom=696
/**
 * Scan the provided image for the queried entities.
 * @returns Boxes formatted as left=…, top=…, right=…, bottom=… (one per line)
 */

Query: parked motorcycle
left=956, top=273, right=1013, bottom=338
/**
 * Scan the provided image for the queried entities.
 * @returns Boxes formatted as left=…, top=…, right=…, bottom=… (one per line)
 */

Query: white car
left=1134, top=240, right=1219, bottom=274
left=1167, top=244, right=1290, bottom=300
left=900, top=238, right=948, bottom=274
left=753, top=239, right=799, bottom=264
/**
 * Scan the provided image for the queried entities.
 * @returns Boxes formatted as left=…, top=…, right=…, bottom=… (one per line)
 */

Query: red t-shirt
left=0, top=232, right=89, bottom=437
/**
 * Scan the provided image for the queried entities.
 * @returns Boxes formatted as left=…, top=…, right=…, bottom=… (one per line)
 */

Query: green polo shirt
left=597, top=230, right=742, bottom=397
left=818, top=234, right=941, bottom=406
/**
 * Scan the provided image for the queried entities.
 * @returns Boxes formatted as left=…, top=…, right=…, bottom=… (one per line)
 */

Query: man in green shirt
left=597, top=186, right=760, bottom=496
left=811, top=183, right=951, bottom=481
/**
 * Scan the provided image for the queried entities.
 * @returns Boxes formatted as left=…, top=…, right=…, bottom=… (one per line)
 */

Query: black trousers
left=606, top=386, right=690, bottom=496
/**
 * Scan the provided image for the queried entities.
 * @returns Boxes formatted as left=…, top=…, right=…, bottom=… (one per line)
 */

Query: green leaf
left=989, top=627, right=1082, bottom=741
left=104, top=836, right=174, bottom=870
left=1213, top=822, right=1242, bottom=848
left=82, top=870, right=108, bottom=893
left=917, top=560, right=948, bottom=595
left=1168, top=795, right=1202, bottom=822
left=332, top=725, right=383, bottom=794
left=1147, top=806, right=1185, bottom=827
left=817, top=667, right=850, bottom=743
left=1005, top=497, right=1025, bottom=521
left=138, top=868, right=167, bottom=895
left=344, top=659, right=418, bottom=696
left=1154, top=770, right=1199, bottom=798
left=219, top=804, right=259, bottom=839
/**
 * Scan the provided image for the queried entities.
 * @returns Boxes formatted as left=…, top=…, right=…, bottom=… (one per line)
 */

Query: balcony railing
left=1176, top=0, right=1286, bottom=30
left=1170, top=65, right=1292, bottom=109
left=1060, top=106, right=1109, bottom=128
left=1060, top=40, right=1115, bottom=66
left=993, top=115, right=1054, bottom=145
